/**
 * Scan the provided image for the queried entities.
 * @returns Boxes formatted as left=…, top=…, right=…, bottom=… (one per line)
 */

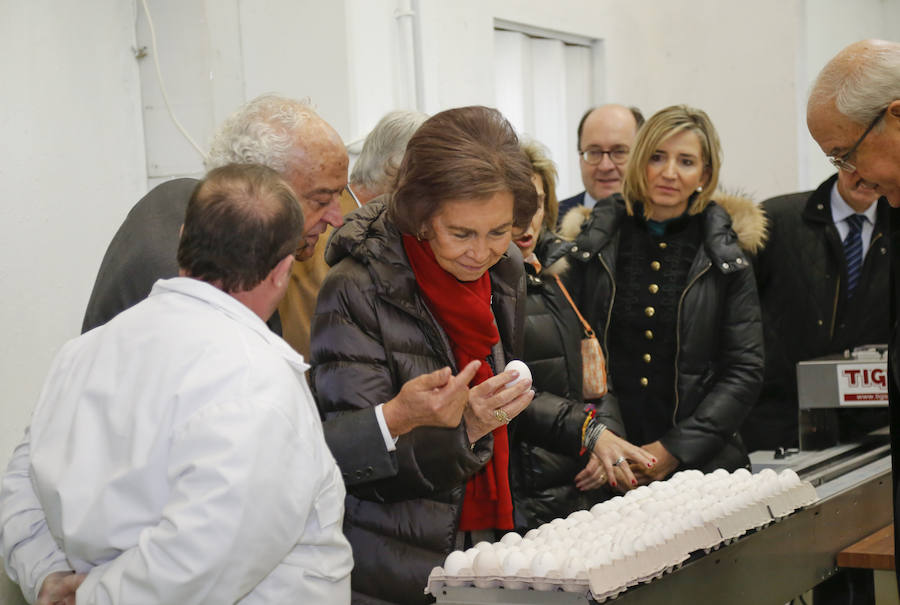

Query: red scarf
left=402, top=234, right=514, bottom=531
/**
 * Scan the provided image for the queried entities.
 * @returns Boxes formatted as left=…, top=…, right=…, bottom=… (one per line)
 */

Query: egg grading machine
left=796, top=345, right=888, bottom=450
left=433, top=346, right=892, bottom=604
left=432, top=432, right=892, bottom=605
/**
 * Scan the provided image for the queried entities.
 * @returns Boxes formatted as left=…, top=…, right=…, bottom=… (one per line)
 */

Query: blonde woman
left=555, top=105, right=766, bottom=485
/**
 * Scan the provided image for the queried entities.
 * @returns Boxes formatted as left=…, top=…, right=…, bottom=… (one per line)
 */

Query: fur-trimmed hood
left=557, top=191, right=767, bottom=254
left=533, top=229, right=572, bottom=277
left=712, top=191, right=768, bottom=254
left=558, top=205, right=593, bottom=242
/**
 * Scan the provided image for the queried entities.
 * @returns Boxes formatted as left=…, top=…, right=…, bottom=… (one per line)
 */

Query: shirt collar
left=583, top=190, right=600, bottom=209
left=149, top=277, right=309, bottom=371
left=830, top=181, right=878, bottom=225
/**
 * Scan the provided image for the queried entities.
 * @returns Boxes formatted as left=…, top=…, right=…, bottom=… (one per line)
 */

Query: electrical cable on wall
left=140, top=0, right=207, bottom=160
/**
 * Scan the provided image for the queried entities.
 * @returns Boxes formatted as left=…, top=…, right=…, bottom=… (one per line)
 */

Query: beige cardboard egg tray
left=426, top=469, right=818, bottom=601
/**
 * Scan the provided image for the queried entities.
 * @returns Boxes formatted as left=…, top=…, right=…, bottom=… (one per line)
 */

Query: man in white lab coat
left=0, top=164, right=353, bottom=604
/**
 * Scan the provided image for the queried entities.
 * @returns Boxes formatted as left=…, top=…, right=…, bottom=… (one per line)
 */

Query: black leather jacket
left=511, top=231, right=625, bottom=530
left=552, top=195, right=765, bottom=472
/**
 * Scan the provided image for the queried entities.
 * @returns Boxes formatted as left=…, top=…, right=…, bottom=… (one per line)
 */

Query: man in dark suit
left=741, top=170, right=889, bottom=452
left=557, top=104, right=643, bottom=224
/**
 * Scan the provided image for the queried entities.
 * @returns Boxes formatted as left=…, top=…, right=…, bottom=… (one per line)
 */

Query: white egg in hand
left=504, top=359, right=532, bottom=388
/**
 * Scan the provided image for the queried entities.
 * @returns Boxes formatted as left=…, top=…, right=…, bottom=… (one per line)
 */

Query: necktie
left=843, top=214, right=865, bottom=297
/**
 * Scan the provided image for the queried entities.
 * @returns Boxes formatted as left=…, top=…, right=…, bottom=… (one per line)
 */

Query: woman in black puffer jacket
left=509, top=141, right=634, bottom=531
left=311, top=107, right=652, bottom=604
left=551, top=105, right=767, bottom=486
left=312, top=107, right=533, bottom=604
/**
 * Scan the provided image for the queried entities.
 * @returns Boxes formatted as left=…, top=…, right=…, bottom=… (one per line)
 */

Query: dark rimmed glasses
left=827, top=108, right=886, bottom=173
left=579, top=147, right=630, bottom=165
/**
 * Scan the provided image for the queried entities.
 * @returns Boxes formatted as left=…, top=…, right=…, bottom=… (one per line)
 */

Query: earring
left=696, top=186, right=703, bottom=193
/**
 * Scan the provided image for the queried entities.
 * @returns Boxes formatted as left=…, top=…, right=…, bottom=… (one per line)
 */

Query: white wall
left=240, top=1, right=354, bottom=138
left=137, top=0, right=241, bottom=181
left=419, top=0, right=807, bottom=200
left=0, top=3, right=146, bottom=602
left=0, top=1, right=896, bottom=601
left=344, top=0, right=422, bottom=143
left=607, top=1, right=806, bottom=201
left=351, top=0, right=821, bottom=199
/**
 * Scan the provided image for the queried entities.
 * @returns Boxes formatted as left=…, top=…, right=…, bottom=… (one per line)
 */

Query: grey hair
left=350, top=110, right=429, bottom=191
left=205, top=94, right=318, bottom=173
left=810, top=40, right=900, bottom=127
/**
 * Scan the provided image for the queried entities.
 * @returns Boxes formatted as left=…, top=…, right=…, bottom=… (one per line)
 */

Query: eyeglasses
left=827, top=108, right=886, bottom=173
left=579, top=147, right=629, bottom=165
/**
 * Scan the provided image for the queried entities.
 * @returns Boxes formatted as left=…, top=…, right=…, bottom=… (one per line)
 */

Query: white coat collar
left=148, top=277, right=309, bottom=372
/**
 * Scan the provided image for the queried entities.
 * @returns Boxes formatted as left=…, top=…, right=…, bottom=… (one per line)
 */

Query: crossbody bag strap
left=551, top=274, right=595, bottom=339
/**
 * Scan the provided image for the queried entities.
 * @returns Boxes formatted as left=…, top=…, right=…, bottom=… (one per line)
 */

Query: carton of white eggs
left=425, top=468, right=817, bottom=601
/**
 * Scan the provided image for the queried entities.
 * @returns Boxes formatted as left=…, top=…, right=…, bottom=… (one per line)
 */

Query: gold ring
left=613, top=456, right=626, bottom=466
left=494, top=409, right=511, bottom=424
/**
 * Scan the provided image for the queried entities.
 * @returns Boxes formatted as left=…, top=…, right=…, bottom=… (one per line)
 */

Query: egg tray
left=425, top=559, right=690, bottom=601
left=767, top=482, right=819, bottom=519
left=425, top=569, right=590, bottom=595
left=425, top=499, right=814, bottom=603
left=425, top=537, right=693, bottom=598
left=427, top=470, right=819, bottom=601
left=587, top=552, right=688, bottom=599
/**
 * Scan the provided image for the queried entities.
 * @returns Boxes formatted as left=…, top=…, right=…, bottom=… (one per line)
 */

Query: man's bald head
left=178, top=163, right=304, bottom=293
left=807, top=40, right=900, bottom=206
left=577, top=104, right=644, bottom=200
left=206, top=94, right=349, bottom=257
left=577, top=104, right=644, bottom=148
left=808, top=39, right=900, bottom=125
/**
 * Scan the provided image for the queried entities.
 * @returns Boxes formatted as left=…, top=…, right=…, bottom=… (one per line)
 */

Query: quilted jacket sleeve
left=310, top=258, right=489, bottom=503
left=661, top=264, right=764, bottom=467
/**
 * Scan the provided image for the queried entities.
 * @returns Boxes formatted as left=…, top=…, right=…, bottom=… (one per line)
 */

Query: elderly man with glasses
left=807, top=39, right=900, bottom=208
left=743, top=37, right=897, bottom=451
left=557, top=104, right=644, bottom=225
left=804, top=37, right=900, bottom=603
